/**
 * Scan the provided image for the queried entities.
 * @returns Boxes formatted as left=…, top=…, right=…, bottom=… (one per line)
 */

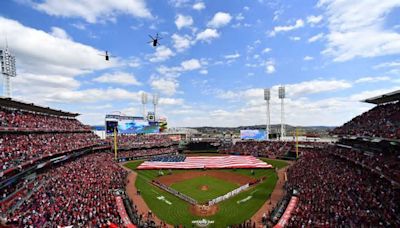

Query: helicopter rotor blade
left=148, top=35, right=155, bottom=40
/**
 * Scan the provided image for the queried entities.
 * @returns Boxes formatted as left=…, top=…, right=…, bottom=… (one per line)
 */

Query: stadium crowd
left=285, top=149, right=400, bottom=227
left=332, top=102, right=400, bottom=139
left=330, top=146, right=400, bottom=184
left=117, top=147, right=178, bottom=159
left=109, top=134, right=178, bottom=149
left=219, top=141, right=293, bottom=158
left=7, top=153, right=127, bottom=227
left=0, top=107, right=90, bottom=131
left=1, top=133, right=100, bottom=171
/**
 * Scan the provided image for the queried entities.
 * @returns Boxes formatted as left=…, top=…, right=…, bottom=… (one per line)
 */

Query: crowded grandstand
left=0, top=88, right=399, bottom=227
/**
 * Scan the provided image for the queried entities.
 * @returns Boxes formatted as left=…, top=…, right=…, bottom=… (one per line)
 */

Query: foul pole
left=296, top=128, right=299, bottom=159
left=114, top=127, right=118, bottom=160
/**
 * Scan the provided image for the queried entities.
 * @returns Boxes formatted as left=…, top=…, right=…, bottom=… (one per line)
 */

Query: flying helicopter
left=99, top=51, right=115, bottom=61
left=148, top=33, right=162, bottom=47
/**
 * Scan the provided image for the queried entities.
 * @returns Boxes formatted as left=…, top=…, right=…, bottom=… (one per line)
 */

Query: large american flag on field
left=136, top=155, right=273, bottom=170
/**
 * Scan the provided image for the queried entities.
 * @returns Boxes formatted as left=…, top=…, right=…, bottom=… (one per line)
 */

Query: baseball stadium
left=1, top=1, right=400, bottom=228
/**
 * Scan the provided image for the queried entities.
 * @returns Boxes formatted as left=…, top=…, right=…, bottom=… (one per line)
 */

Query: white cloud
left=195, top=28, right=220, bottom=43
left=199, top=69, right=208, bottom=75
left=308, top=33, right=324, bottom=43
left=284, top=79, right=351, bottom=97
left=319, top=0, right=400, bottom=61
left=50, top=27, right=71, bottom=40
left=169, top=0, right=190, bottom=8
left=148, top=46, right=175, bottom=62
left=181, top=59, right=202, bottom=71
left=269, top=19, right=304, bottom=36
left=175, top=14, right=193, bottom=30
left=156, top=59, right=203, bottom=77
left=207, top=12, right=232, bottom=28
left=289, top=36, right=301, bottom=41
left=0, top=17, right=115, bottom=77
left=349, top=87, right=400, bottom=101
left=150, top=77, right=179, bottom=96
left=159, top=98, right=184, bottom=105
left=171, top=33, right=192, bottom=52
left=354, top=76, right=391, bottom=83
left=71, top=23, right=86, bottom=30
left=236, top=13, right=245, bottom=21
left=31, top=0, right=152, bottom=23
left=224, top=53, right=240, bottom=59
left=304, top=56, right=314, bottom=61
left=373, top=61, right=400, bottom=69
left=93, top=72, right=141, bottom=85
left=306, top=15, right=323, bottom=24
left=262, top=48, right=271, bottom=54
left=265, top=60, right=276, bottom=74
left=192, top=2, right=205, bottom=10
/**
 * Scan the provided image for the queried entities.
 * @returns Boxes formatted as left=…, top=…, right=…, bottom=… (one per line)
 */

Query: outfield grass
left=124, top=159, right=288, bottom=227
left=170, top=176, right=239, bottom=203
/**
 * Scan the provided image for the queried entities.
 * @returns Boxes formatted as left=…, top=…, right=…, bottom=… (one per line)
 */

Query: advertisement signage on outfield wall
left=240, top=130, right=267, bottom=140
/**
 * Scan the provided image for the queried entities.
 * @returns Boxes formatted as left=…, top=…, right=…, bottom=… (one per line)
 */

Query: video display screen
left=240, top=130, right=267, bottom=140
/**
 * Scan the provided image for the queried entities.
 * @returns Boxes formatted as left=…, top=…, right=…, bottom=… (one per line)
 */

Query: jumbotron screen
left=105, top=114, right=159, bottom=134
left=240, top=130, right=267, bottom=140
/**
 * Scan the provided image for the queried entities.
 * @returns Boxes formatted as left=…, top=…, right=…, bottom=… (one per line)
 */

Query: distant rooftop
left=0, top=97, right=79, bottom=117
left=363, top=90, right=400, bottom=105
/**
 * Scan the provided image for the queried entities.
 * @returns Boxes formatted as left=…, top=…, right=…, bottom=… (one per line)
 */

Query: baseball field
left=125, top=158, right=288, bottom=227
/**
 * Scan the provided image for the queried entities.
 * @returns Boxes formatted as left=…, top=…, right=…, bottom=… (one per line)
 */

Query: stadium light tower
left=278, top=86, right=286, bottom=140
left=152, top=93, right=159, bottom=120
left=141, top=92, right=148, bottom=118
left=264, top=88, right=270, bottom=140
left=0, top=48, right=16, bottom=98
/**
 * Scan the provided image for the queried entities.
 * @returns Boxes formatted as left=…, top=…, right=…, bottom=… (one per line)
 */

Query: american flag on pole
left=137, top=155, right=273, bottom=170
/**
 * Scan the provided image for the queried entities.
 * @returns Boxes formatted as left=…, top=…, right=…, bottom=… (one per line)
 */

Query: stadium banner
left=115, top=196, right=136, bottom=228
left=105, top=114, right=159, bottom=134
left=273, top=196, right=299, bottom=228
left=240, top=130, right=267, bottom=140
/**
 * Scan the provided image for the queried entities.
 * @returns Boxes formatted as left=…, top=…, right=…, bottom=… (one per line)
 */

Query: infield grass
left=124, top=158, right=288, bottom=227
left=170, top=176, right=239, bottom=203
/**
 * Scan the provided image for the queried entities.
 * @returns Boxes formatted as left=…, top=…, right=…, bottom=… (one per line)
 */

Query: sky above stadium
left=0, top=0, right=399, bottom=127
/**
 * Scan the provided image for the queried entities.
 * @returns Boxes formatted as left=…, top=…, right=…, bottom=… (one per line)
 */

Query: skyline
left=0, top=0, right=399, bottom=127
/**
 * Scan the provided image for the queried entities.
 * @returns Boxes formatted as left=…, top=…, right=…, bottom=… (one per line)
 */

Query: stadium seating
left=0, top=107, right=90, bottom=131
left=219, top=141, right=294, bottom=158
left=149, top=154, right=186, bottom=162
left=0, top=104, right=101, bottom=174
left=7, top=153, right=127, bottom=227
left=109, top=134, right=178, bottom=150
left=1, top=133, right=100, bottom=172
left=332, top=102, right=400, bottom=139
left=285, top=149, right=400, bottom=227
left=330, top=145, right=400, bottom=184
left=117, top=147, right=178, bottom=159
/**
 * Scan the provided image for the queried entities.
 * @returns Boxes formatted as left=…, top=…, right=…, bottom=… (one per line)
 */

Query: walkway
left=251, top=161, right=292, bottom=227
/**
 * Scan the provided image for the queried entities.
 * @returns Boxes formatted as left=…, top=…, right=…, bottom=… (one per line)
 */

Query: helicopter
left=148, top=33, right=162, bottom=47
left=99, top=51, right=115, bottom=61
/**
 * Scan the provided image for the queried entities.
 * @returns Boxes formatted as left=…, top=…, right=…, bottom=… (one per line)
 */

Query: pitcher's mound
left=200, top=185, right=209, bottom=191
left=190, top=204, right=219, bottom=216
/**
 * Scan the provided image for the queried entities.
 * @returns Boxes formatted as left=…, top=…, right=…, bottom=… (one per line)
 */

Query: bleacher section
left=332, top=101, right=400, bottom=139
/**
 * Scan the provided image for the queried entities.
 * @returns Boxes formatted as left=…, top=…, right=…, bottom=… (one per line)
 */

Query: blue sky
left=0, top=0, right=399, bottom=127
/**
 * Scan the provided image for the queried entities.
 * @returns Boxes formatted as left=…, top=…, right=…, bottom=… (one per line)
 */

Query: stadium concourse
left=0, top=89, right=400, bottom=228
